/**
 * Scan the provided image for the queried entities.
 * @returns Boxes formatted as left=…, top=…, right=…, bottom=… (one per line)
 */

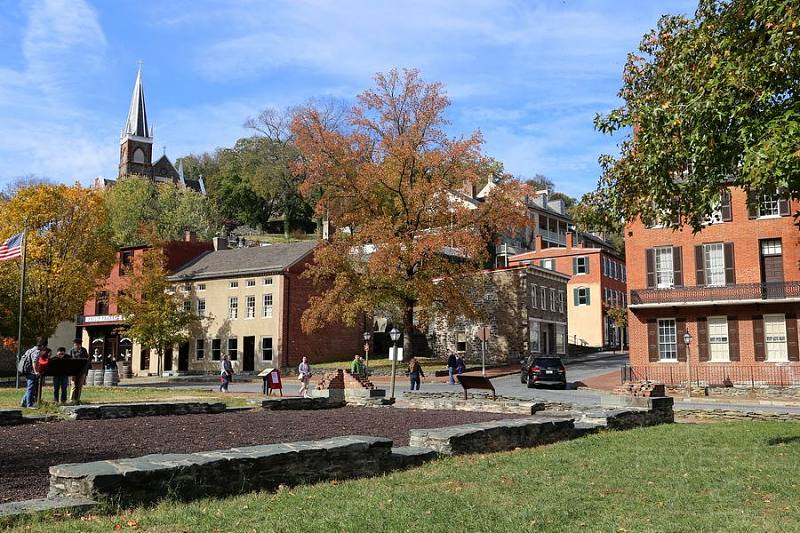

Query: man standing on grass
left=68, top=338, right=89, bottom=402
left=19, top=337, right=46, bottom=408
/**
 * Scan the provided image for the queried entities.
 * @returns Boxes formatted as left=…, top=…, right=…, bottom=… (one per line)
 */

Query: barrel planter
left=103, top=368, right=119, bottom=386
left=120, top=363, right=132, bottom=379
left=93, top=369, right=105, bottom=386
left=86, top=369, right=95, bottom=387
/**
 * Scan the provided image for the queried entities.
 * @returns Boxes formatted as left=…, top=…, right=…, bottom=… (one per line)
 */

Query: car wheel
left=527, top=380, right=536, bottom=389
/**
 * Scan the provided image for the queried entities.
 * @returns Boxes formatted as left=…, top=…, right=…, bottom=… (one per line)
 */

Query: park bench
left=456, top=374, right=496, bottom=401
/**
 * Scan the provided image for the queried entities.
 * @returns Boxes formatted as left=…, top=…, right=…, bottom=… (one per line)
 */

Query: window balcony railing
left=630, top=281, right=800, bottom=305
left=539, top=228, right=566, bottom=245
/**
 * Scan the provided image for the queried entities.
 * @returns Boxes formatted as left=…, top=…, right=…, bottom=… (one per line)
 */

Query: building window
left=555, top=324, right=566, bottom=354
left=261, top=337, right=273, bottom=362
left=657, top=319, right=677, bottom=361
left=211, top=339, right=221, bottom=361
left=708, top=316, right=729, bottom=362
left=229, top=281, right=239, bottom=289
left=246, top=295, right=256, bottom=319
left=227, top=337, right=238, bottom=360
left=183, top=300, right=192, bottom=312
left=456, top=332, right=467, bottom=352
left=575, top=287, right=590, bottom=306
left=197, top=299, right=205, bottom=316
left=761, top=240, right=782, bottom=256
left=530, top=321, right=540, bottom=353
left=621, top=265, right=626, bottom=282
left=764, top=314, right=788, bottom=362
left=540, top=259, right=555, bottom=270
left=263, top=293, right=273, bottom=318
left=531, top=284, right=537, bottom=308
left=538, top=287, right=546, bottom=310
left=549, top=288, right=556, bottom=311
left=264, top=277, right=273, bottom=285
left=758, top=195, right=781, bottom=217
left=558, top=290, right=565, bottom=313
left=120, top=250, right=134, bottom=276
left=195, top=339, right=205, bottom=360
left=246, top=279, right=256, bottom=287
left=95, top=291, right=109, bottom=315
left=704, top=243, right=726, bottom=287
left=574, top=256, right=588, bottom=275
left=655, top=246, right=674, bottom=289
left=197, top=283, right=206, bottom=292
left=228, top=297, right=238, bottom=319
left=183, top=283, right=192, bottom=293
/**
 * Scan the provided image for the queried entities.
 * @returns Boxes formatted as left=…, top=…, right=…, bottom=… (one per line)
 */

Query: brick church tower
left=119, top=66, right=154, bottom=178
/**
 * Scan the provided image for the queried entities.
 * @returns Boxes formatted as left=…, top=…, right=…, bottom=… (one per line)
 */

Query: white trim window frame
left=655, top=246, right=674, bottom=289
left=211, top=338, right=221, bottom=361
left=549, top=288, right=556, bottom=311
left=263, top=293, right=273, bottom=318
left=540, top=287, right=547, bottom=310
left=196, top=298, right=206, bottom=317
left=260, top=336, right=273, bottom=362
left=229, top=281, right=239, bottom=289
left=246, top=279, right=256, bottom=288
left=246, top=295, right=256, bottom=319
left=657, top=318, right=678, bottom=361
left=263, top=277, right=273, bottom=285
left=227, top=337, right=238, bottom=360
left=764, top=314, right=788, bottom=362
left=228, top=296, right=238, bottom=319
left=575, top=256, right=588, bottom=275
left=531, top=284, right=537, bottom=309
left=707, top=316, right=730, bottom=362
left=758, top=195, right=781, bottom=218
left=704, top=243, right=726, bottom=287
left=195, top=338, right=205, bottom=360
left=576, top=287, right=590, bottom=306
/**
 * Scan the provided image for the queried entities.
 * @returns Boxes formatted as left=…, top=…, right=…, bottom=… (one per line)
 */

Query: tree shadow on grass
left=767, top=436, right=800, bottom=446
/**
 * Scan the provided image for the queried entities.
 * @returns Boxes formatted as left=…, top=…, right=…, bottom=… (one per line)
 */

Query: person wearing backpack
left=19, top=337, right=46, bottom=408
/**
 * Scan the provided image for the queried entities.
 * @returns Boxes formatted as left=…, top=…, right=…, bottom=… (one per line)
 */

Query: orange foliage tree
left=292, top=69, right=532, bottom=356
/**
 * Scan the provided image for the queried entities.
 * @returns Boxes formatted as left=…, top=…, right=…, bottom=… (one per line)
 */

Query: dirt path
left=0, top=407, right=521, bottom=503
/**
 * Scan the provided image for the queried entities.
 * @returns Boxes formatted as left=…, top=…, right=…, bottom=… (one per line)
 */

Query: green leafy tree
left=116, top=248, right=197, bottom=375
left=579, top=0, right=800, bottom=232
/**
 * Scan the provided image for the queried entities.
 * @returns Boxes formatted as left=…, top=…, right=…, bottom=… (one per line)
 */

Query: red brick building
left=79, top=233, right=213, bottom=367
left=508, top=232, right=628, bottom=349
left=626, top=187, right=800, bottom=386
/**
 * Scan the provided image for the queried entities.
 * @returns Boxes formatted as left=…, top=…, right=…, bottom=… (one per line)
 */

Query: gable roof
left=167, top=240, right=318, bottom=281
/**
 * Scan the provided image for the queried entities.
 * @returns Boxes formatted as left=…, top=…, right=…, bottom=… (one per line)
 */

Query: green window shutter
left=584, top=258, right=590, bottom=275
left=573, top=287, right=579, bottom=306
left=572, top=257, right=578, bottom=274
left=585, top=288, right=591, bottom=305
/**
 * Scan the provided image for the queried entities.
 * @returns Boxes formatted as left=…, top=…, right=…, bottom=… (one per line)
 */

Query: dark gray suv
left=520, top=356, right=566, bottom=389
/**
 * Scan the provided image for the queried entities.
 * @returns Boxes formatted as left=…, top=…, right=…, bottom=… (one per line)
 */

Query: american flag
left=0, top=233, right=23, bottom=261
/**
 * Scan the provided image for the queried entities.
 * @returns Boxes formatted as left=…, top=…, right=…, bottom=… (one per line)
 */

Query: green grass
left=6, top=422, right=800, bottom=532
left=315, top=356, right=447, bottom=372
left=0, top=386, right=253, bottom=414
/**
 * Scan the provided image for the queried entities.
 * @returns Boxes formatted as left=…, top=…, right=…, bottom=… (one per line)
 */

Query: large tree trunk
left=403, top=303, right=414, bottom=360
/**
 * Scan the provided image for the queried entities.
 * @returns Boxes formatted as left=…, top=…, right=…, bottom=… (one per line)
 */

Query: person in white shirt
left=298, top=356, right=312, bottom=398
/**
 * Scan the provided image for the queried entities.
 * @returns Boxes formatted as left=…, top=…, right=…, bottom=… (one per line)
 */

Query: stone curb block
left=0, top=496, right=98, bottom=518
left=261, top=397, right=345, bottom=410
left=60, top=401, right=226, bottom=420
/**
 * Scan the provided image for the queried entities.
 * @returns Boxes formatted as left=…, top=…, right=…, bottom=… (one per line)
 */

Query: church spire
left=121, top=63, right=152, bottom=141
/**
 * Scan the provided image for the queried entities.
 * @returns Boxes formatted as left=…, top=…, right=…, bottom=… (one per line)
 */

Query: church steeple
left=119, top=63, right=154, bottom=178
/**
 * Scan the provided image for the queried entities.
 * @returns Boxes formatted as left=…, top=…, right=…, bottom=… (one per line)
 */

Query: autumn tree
left=291, top=69, right=531, bottom=356
left=0, top=184, right=115, bottom=343
left=578, top=0, right=800, bottom=232
left=116, top=248, right=198, bottom=375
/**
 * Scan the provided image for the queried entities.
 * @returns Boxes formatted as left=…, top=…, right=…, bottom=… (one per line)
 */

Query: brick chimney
left=535, top=234, right=543, bottom=251
left=566, top=231, right=574, bottom=249
left=212, top=237, right=227, bottom=251
left=184, top=230, right=196, bottom=243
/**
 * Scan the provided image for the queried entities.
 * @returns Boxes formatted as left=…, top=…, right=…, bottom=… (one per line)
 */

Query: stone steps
left=0, top=496, right=97, bottom=518
left=391, top=446, right=439, bottom=469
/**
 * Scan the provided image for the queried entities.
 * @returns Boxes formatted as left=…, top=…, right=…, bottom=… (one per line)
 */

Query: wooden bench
left=456, top=374, right=496, bottom=401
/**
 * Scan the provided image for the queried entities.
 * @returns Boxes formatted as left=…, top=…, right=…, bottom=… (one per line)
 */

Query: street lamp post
left=389, top=327, right=401, bottom=402
left=683, top=330, right=692, bottom=398
left=362, top=331, right=371, bottom=376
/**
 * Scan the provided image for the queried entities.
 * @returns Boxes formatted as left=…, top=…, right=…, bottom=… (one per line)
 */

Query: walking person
left=455, top=354, right=466, bottom=375
left=408, top=357, right=425, bottom=391
left=52, top=347, right=70, bottom=403
left=298, top=356, right=312, bottom=398
left=68, top=338, right=89, bottom=403
left=447, top=353, right=457, bottom=385
left=19, top=337, right=46, bottom=408
left=219, top=354, right=234, bottom=392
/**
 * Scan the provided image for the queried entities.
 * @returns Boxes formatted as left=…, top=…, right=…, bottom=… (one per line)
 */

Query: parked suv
left=520, top=356, right=566, bottom=389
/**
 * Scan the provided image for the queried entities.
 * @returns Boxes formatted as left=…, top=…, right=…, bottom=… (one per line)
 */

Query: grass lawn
left=6, top=421, right=800, bottom=532
left=0, top=386, right=252, bottom=414
left=315, top=356, right=447, bottom=373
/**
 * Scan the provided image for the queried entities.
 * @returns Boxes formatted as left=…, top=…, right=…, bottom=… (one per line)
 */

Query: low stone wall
left=60, top=401, right=226, bottom=420
left=408, top=416, right=574, bottom=455
left=675, top=409, right=800, bottom=422
left=397, top=392, right=573, bottom=415
left=49, top=435, right=393, bottom=505
left=261, top=397, right=345, bottom=410
left=0, top=409, right=24, bottom=426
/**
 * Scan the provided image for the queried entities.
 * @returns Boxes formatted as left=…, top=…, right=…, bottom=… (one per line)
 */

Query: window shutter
left=747, top=192, right=757, bottom=219
left=673, top=247, right=683, bottom=287
left=573, top=288, right=579, bottom=306
left=753, top=315, right=765, bottom=362
left=720, top=190, right=732, bottom=221
left=647, top=320, right=658, bottom=362
left=676, top=318, right=687, bottom=361
left=645, top=249, right=655, bottom=288
left=572, top=257, right=578, bottom=275
left=728, top=316, right=740, bottom=361
left=724, top=242, right=736, bottom=285
left=694, top=245, right=705, bottom=287
left=584, top=258, right=590, bottom=275
left=779, top=197, right=790, bottom=216
left=697, top=318, right=708, bottom=362
left=787, top=313, right=799, bottom=362
left=585, top=288, right=591, bottom=306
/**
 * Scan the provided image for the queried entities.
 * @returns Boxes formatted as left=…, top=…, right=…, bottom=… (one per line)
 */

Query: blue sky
left=0, top=0, right=696, bottom=197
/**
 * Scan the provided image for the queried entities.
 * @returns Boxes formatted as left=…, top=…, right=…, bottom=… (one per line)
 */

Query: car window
left=534, top=358, right=561, bottom=367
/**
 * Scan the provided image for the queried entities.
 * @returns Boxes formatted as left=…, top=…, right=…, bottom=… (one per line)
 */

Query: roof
left=121, top=67, right=151, bottom=140
left=167, top=240, right=318, bottom=281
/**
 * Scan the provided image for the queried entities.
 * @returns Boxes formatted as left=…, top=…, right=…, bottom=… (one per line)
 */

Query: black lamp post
left=362, top=331, right=371, bottom=375
left=683, top=329, right=692, bottom=398
left=389, top=327, right=401, bottom=401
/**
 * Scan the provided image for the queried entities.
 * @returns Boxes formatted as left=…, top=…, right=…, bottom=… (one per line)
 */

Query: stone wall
left=0, top=409, right=23, bottom=426
left=675, top=409, right=800, bottom=422
left=261, top=397, right=345, bottom=410
left=60, top=401, right=226, bottom=420
left=49, top=435, right=393, bottom=505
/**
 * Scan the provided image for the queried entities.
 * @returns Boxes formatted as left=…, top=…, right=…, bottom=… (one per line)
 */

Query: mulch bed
left=0, top=406, right=522, bottom=503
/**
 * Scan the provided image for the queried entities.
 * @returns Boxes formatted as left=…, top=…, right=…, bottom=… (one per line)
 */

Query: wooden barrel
left=93, top=369, right=105, bottom=386
left=120, top=363, right=132, bottom=379
left=103, top=369, right=119, bottom=386
left=86, top=369, right=95, bottom=387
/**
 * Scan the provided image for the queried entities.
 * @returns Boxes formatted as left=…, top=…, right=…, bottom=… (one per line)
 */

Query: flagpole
left=15, top=229, right=27, bottom=390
